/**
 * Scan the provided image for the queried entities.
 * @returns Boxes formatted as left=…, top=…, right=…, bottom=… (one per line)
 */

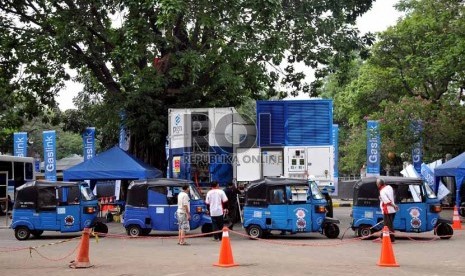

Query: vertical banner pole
left=43, top=130, right=57, bottom=181
left=13, top=132, right=28, bottom=157
left=366, top=120, right=381, bottom=177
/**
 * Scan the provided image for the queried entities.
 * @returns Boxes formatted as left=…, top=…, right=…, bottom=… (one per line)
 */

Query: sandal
left=178, top=242, right=190, bottom=246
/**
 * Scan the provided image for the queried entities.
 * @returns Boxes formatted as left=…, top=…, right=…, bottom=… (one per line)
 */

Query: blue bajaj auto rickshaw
left=351, top=176, right=453, bottom=239
left=123, top=178, right=212, bottom=236
left=11, top=181, right=107, bottom=240
left=243, top=178, right=340, bottom=239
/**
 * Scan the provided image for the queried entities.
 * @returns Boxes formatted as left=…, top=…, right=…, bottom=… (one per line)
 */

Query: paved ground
left=1, top=208, right=464, bottom=276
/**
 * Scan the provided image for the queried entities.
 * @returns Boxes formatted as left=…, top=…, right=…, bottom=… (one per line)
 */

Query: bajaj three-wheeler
left=243, top=178, right=340, bottom=239
left=351, top=176, right=453, bottom=239
left=123, top=178, right=212, bottom=236
left=11, top=180, right=107, bottom=240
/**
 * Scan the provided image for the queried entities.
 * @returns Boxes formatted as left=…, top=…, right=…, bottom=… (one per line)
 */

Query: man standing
left=206, top=181, right=228, bottom=241
left=177, top=184, right=191, bottom=245
left=224, top=182, right=241, bottom=230
left=377, top=178, right=399, bottom=242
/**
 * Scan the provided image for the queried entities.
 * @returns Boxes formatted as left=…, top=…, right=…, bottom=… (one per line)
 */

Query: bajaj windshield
left=189, top=184, right=202, bottom=200
left=81, top=186, right=96, bottom=201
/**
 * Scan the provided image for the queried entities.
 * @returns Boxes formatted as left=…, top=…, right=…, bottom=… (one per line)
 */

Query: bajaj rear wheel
left=357, top=225, right=372, bottom=239
left=459, top=207, right=465, bottom=217
left=127, top=225, right=141, bottom=237
left=15, top=227, right=31, bottom=241
left=247, top=225, right=263, bottom=239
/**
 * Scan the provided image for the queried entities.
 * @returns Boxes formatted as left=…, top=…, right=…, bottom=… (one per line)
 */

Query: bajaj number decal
left=294, top=208, right=307, bottom=231
left=408, top=207, right=422, bottom=229
left=65, top=215, right=75, bottom=226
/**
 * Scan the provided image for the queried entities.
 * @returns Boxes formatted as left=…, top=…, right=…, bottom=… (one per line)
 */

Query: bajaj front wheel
left=247, top=225, right=263, bottom=239
left=15, top=227, right=31, bottom=241
left=93, top=222, right=108, bottom=237
left=324, top=223, right=340, bottom=239
left=436, top=223, right=453, bottom=239
left=201, top=223, right=212, bottom=234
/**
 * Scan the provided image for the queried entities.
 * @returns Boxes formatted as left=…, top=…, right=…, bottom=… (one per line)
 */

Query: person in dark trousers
left=224, top=182, right=241, bottom=230
left=205, top=181, right=228, bottom=241
left=377, top=178, right=399, bottom=242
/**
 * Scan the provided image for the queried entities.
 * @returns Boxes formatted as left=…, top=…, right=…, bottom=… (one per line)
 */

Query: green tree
left=372, top=0, right=465, bottom=102
left=320, top=0, right=465, bottom=174
left=19, top=112, right=84, bottom=160
left=1, top=0, right=376, bottom=168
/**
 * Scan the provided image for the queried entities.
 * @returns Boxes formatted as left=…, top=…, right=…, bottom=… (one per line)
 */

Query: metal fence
left=338, top=175, right=362, bottom=181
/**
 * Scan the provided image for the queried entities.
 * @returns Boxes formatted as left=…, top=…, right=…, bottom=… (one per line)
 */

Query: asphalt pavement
left=1, top=208, right=464, bottom=276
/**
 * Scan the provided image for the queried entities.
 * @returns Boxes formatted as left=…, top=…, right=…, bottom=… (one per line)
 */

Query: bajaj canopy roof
left=246, top=177, right=308, bottom=206
left=353, top=176, right=423, bottom=206
left=63, top=146, right=162, bottom=181
left=17, top=180, right=84, bottom=191
left=127, top=178, right=192, bottom=207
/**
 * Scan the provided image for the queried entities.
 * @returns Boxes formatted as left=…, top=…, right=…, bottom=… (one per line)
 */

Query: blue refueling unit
left=257, top=100, right=333, bottom=147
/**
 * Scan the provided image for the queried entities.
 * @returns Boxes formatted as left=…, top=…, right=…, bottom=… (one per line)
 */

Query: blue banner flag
left=43, top=130, right=57, bottom=181
left=83, top=127, right=96, bottom=161
left=411, top=121, right=423, bottom=174
left=332, top=124, right=339, bottom=178
left=14, top=132, right=28, bottom=157
left=366, top=120, right=381, bottom=176
left=420, top=163, right=435, bottom=189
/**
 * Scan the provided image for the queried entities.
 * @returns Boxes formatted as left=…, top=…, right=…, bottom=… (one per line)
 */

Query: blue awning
left=63, top=146, right=162, bottom=181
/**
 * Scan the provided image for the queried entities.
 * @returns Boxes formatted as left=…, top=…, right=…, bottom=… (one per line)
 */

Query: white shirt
left=177, top=191, right=190, bottom=214
left=379, top=185, right=396, bottom=214
left=205, top=188, right=228, bottom=217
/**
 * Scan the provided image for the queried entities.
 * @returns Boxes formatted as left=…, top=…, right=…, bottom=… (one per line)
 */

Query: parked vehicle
left=11, top=180, right=107, bottom=240
left=351, top=176, right=453, bottom=239
left=123, top=178, right=212, bottom=236
left=243, top=178, right=340, bottom=239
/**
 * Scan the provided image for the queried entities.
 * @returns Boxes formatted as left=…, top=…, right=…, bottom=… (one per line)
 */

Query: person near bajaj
left=177, top=184, right=191, bottom=245
left=206, top=181, right=228, bottom=241
left=224, top=182, right=241, bottom=230
left=376, top=178, right=399, bottom=242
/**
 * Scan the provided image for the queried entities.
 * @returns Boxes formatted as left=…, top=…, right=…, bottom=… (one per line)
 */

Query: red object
left=377, top=226, right=399, bottom=267
left=452, top=206, right=463, bottom=230
left=69, top=228, right=93, bottom=268
left=213, top=227, right=238, bottom=268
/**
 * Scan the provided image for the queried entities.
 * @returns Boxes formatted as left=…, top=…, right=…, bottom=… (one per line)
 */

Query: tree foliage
left=1, top=0, right=375, bottom=167
left=321, top=0, right=465, bottom=174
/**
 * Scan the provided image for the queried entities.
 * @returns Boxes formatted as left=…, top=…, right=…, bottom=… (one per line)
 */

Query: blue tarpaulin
left=63, top=146, right=162, bottom=181
left=434, top=152, right=465, bottom=206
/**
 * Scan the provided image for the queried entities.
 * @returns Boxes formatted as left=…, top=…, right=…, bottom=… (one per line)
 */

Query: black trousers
left=227, top=205, right=240, bottom=228
left=383, top=213, right=396, bottom=241
left=211, top=215, right=224, bottom=240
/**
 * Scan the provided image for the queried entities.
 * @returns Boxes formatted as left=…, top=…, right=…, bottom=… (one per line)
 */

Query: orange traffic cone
left=452, top=206, right=462, bottom=230
left=69, top=228, right=93, bottom=269
left=377, top=226, right=399, bottom=267
left=213, top=227, right=238, bottom=268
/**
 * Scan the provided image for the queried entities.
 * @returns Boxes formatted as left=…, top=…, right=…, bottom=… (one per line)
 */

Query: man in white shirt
left=377, top=178, right=399, bottom=242
left=205, top=181, right=228, bottom=241
left=177, top=184, right=191, bottom=245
